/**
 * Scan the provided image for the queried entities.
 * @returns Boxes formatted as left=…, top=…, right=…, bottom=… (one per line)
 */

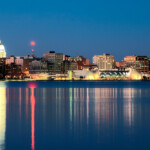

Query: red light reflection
left=28, top=82, right=37, bottom=89
left=30, top=88, right=35, bottom=150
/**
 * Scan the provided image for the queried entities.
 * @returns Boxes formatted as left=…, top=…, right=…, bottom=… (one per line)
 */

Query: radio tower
left=30, top=41, right=36, bottom=56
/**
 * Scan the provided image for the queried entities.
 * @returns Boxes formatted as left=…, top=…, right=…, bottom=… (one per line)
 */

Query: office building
left=93, top=54, right=116, bottom=70
left=43, top=51, right=63, bottom=74
left=124, top=55, right=149, bottom=74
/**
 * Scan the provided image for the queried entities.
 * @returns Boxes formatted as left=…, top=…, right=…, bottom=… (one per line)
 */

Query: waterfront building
left=23, top=56, right=37, bottom=75
left=68, top=56, right=89, bottom=70
left=82, top=64, right=98, bottom=71
left=0, top=41, right=6, bottom=58
left=14, top=57, right=24, bottom=70
left=149, top=58, right=150, bottom=72
left=116, top=61, right=126, bottom=71
left=63, top=55, right=70, bottom=61
left=29, top=60, right=48, bottom=74
left=43, top=51, right=63, bottom=63
left=5, top=56, right=15, bottom=64
left=43, top=51, right=63, bottom=74
left=29, top=60, right=41, bottom=74
left=99, top=70, right=129, bottom=79
left=116, top=61, right=125, bottom=68
left=69, top=61, right=77, bottom=70
left=93, top=54, right=116, bottom=70
left=124, top=55, right=149, bottom=74
left=47, top=61, right=62, bottom=74
left=6, top=56, right=37, bottom=75
left=5, top=63, right=22, bottom=79
left=135, top=56, right=149, bottom=74
left=0, top=58, right=5, bottom=78
left=71, top=70, right=99, bottom=80
left=93, top=55, right=99, bottom=65
left=124, top=55, right=137, bottom=62
left=62, top=60, right=77, bottom=73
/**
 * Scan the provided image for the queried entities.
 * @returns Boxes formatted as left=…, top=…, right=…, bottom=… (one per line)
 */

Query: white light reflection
left=86, top=88, right=89, bottom=124
left=69, top=88, right=73, bottom=123
left=0, top=87, right=6, bottom=150
left=123, top=88, right=134, bottom=126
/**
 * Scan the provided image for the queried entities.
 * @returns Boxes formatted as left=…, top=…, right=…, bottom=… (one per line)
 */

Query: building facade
left=43, top=51, right=63, bottom=74
left=67, top=56, right=89, bottom=70
left=62, top=61, right=77, bottom=73
left=29, top=60, right=48, bottom=74
left=124, top=55, right=149, bottom=74
left=0, top=58, right=6, bottom=78
left=116, top=61, right=126, bottom=71
left=93, top=54, right=116, bottom=70
left=6, top=56, right=37, bottom=75
left=5, top=63, right=22, bottom=79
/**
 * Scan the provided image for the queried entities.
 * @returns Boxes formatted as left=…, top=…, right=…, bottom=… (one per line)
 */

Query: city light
left=30, top=41, right=36, bottom=46
left=0, top=41, right=149, bottom=80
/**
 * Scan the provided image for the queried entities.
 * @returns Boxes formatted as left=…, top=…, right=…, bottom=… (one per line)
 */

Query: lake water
left=0, top=81, right=150, bottom=150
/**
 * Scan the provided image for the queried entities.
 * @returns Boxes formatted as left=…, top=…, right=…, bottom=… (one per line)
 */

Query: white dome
left=0, top=41, right=6, bottom=58
left=0, top=45, right=5, bottom=52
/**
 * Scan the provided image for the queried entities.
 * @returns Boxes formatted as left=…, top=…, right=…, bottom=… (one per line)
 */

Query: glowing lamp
left=30, top=41, right=36, bottom=46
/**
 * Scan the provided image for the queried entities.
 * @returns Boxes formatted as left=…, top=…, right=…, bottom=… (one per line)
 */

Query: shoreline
left=0, top=79, right=149, bottom=82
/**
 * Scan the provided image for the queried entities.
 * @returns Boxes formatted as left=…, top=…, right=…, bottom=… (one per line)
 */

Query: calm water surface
left=0, top=81, right=150, bottom=150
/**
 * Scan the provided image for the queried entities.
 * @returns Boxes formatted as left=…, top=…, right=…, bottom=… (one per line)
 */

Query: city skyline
left=0, top=40, right=150, bottom=63
left=1, top=49, right=149, bottom=80
left=0, top=0, right=150, bottom=61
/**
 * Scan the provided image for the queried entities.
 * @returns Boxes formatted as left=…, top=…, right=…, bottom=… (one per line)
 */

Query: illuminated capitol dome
left=0, top=41, right=6, bottom=58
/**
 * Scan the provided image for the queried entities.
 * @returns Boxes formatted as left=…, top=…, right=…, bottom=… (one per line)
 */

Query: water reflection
left=52, top=88, right=138, bottom=133
left=0, top=87, right=6, bottom=150
left=30, top=88, right=35, bottom=150
left=123, top=88, right=133, bottom=126
left=1, top=81, right=150, bottom=150
left=28, top=83, right=37, bottom=150
left=19, top=88, right=22, bottom=119
left=25, top=88, right=29, bottom=120
left=69, top=88, right=73, bottom=123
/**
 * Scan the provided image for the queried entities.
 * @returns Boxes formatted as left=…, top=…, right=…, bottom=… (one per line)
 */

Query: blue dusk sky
left=0, top=0, right=150, bottom=61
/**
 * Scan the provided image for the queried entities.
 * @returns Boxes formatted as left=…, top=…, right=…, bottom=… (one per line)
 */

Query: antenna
left=32, top=49, right=34, bottom=56
left=30, top=41, right=36, bottom=56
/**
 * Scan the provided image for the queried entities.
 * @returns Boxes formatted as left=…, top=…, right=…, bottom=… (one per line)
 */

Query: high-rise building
left=67, top=56, right=89, bottom=70
left=43, top=51, right=63, bottom=74
left=93, top=54, right=116, bottom=70
left=93, top=55, right=99, bottom=65
left=62, top=61, right=77, bottom=73
left=43, top=51, right=63, bottom=63
left=124, top=55, right=149, bottom=74
left=0, top=41, right=6, bottom=58
left=29, top=60, right=48, bottom=74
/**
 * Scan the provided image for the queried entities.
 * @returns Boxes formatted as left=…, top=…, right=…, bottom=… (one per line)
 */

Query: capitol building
left=0, top=41, right=6, bottom=58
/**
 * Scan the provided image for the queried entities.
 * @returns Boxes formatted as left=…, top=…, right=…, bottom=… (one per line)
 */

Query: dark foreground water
left=0, top=81, right=150, bottom=150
